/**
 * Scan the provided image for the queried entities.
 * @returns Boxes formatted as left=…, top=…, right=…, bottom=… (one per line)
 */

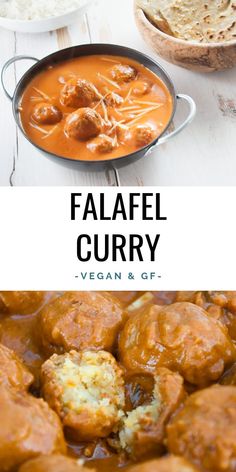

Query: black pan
left=1, top=43, right=196, bottom=168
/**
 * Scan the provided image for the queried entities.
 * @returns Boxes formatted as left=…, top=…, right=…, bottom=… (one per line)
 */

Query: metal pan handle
left=1, top=55, right=39, bottom=101
left=145, top=94, right=196, bottom=156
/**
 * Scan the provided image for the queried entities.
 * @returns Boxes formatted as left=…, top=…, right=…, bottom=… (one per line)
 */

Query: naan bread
left=137, top=0, right=236, bottom=42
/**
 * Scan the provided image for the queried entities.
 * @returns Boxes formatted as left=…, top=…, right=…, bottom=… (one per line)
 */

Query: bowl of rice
left=0, top=0, right=94, bottom=33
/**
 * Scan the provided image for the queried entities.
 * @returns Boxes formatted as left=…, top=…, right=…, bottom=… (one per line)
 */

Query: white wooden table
left=0, top=0, right=236, bottom=186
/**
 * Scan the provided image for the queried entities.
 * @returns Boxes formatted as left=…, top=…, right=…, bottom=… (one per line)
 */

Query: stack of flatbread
left=137, top=0, right=236, bottom=42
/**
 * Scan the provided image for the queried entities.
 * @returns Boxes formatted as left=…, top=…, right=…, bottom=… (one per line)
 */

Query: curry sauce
left=19, top=56, right=173, bottom=161
left=1, top=290, right=236, bottom=472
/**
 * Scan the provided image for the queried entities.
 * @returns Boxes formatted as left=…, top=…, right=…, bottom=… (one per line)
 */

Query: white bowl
left=0, top=0, right=93, bottom=33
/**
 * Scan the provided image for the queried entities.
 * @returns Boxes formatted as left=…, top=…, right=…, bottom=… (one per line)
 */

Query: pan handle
left=145, top=94, right=196, bottom=156
left=1, top=55, right=39, bottom=101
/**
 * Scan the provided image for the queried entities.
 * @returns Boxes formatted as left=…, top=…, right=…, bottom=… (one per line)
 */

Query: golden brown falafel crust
left=61, top=78, right=100, bottom=108
left=176, top=291, right=236, bottom=341
left=0, top=386, right=66, bottom=471
left=0, top=291, right=46, bottom=315
left=167, top=385, right=236, bottom=472
left=64, top=108, right=102, bottom=141
left=0, top=343, right=33, bottom=391
left=110, top=64, right=137, bottom=83
left=40, top=291, right=124, bottom=355
left=18, top=455, right=85, bottom=472
left=32, top=103, right=62, bottom=125
left=128, top=455, right=200, bottom=472
left=119, top=302, right=236, bottom=386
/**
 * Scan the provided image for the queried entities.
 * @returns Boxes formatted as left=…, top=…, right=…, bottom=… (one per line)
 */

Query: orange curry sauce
left=0, top=291, right=176, bottom=472
left=19, top=55, right=173, bottom=161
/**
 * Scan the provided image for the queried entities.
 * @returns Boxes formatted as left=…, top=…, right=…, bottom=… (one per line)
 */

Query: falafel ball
left=208, top=291, right=236, bottom=311
left=176, top=291, right=236, bottom=341
left=89, top=134, right=115, bottom=154
left=32, top=103, right=62, bottom=125
left=119, top=368, right=186, bottom=459
left=0, top=386, right=66, bottom=471
left=64, top=108, right=103, bottom=141
left=40, top=291, right=124, bottom=355
left=119, top=302, right=236, bottom=386
left=0, top=343, right=33, bottom=391
left=41, top=350, right=125, bottom=441
left=128, top=456, right=200, bottom=472
left=0, top=291, right=46, bottom=315
left=18, top=455, right=86, bottom=472
left=129, top=454, right=198, bottom=472
left=206, top=292, right=236, bottom=339
left=61, top=78, right=100, bottom=108
left=110, top=64, right=137, bottom=83
left=167, top=385, right=236, bottom=472
left=135, top=125, right=155, bottom=148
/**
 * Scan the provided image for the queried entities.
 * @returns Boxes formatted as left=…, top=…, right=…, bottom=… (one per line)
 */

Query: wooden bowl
left=134, top=3, right=236, bottom=72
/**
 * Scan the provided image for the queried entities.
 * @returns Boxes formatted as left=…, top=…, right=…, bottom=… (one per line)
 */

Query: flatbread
left=137, top=0, right=236, bottom=42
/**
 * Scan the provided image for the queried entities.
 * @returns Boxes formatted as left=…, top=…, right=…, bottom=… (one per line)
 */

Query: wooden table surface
left=0, top=0, right=236, bottom=186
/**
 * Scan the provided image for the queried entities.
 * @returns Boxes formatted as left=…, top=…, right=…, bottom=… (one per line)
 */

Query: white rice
left=0, top=0, right=89, bottom=20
